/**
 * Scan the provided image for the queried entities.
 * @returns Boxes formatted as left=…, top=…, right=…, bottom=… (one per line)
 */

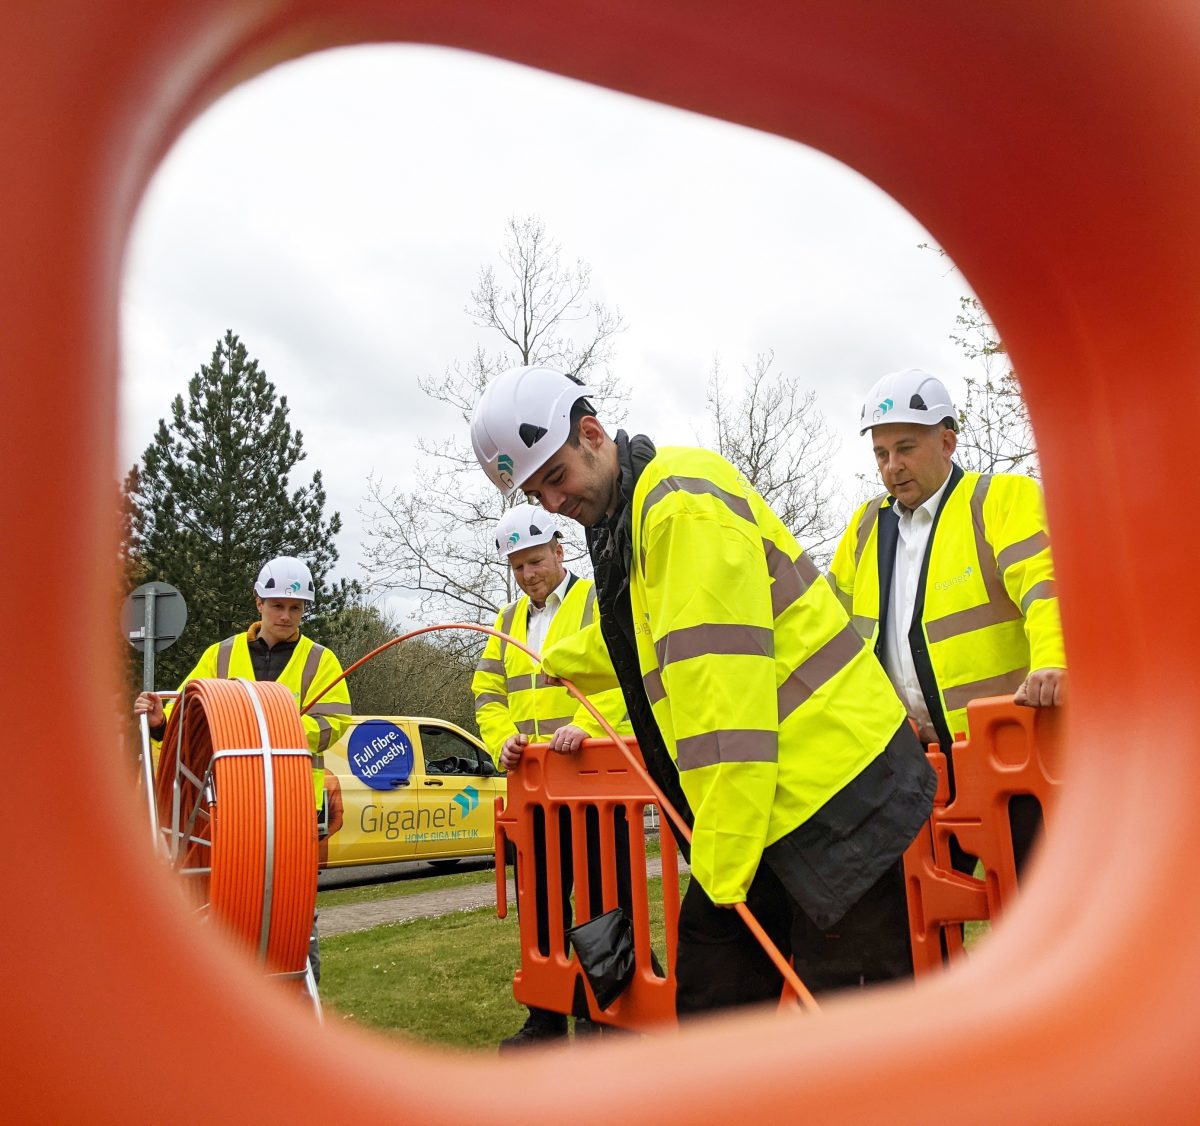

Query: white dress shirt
left=881, top=473, right=953, bottom=744
left=525, top=571, right=573, bottom=657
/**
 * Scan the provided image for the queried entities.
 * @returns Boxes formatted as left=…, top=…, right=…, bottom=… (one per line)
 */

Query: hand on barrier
left=1014, top=666, right=1066, bottom=708
left=500, top=732, right=529, bottom=771
left=548, top=724, right=588, bottom=754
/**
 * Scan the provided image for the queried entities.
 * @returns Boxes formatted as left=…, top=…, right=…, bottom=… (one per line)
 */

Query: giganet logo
left=935, top=565, right=974, bottom=592
left=452, top=785, right=480, bottom=817
left=496, top=452, right=515, bottom=489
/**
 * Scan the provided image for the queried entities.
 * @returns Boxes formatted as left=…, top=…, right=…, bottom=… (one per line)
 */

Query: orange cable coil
left=155, top=678, right=318, bottom=977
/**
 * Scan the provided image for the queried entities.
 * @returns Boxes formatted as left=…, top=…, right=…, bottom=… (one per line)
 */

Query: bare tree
left=320, top=598, right=480, bottom=733
left=951, top=296, right=1038, bottom=477
left=704, top=351, right=844, bottom=566
left=363, top=216, right=626, bottom=624
left=919, top=243, right=1037, bottom=477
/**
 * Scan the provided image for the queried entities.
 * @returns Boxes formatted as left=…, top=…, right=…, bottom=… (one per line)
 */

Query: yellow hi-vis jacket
left=828, top=466, right=1065, bottom=746
left=174, top=632, right=352, bottom=808
left=544, top=447, right=906, bottom=905
left=471, top=575, right=632, bottom=764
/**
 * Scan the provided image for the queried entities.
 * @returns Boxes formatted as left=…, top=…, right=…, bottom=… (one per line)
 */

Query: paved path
left=320, top=857, right=684, bottom=937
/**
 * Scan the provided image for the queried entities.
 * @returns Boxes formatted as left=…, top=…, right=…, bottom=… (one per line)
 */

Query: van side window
left=420, top=725, right=489, bottom=776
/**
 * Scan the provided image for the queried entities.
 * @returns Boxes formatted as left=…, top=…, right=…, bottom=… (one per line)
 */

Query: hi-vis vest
left=545, top=446, right=906, bottom=905
left=175, top=632, right=352, bottom=808
left=828, top=465, right=1065, bottom=749
left=472, top=575, right=632, bottom=764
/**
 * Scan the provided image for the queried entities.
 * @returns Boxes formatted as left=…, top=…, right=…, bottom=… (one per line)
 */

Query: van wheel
left=428, top=858, right=461, bottom=872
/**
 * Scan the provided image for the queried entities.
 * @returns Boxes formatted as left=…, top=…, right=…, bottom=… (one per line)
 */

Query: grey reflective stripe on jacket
left=855, top=496, right=886, bottom=566
left=497, top=601, right=520, bottom=662
left=676, top=729, right=777, bottom=770
left=298, top=641, right=349, bottom=754
left=924, top=475, right=1023, bottom=644
left=638, top=474, right=754, bottom=571
left=308, top=701, right=351, bottom=754
left=215, top=636, right=236, bottom=679
left=941, top=668, right=1027, bottom=713
left=830, top=496, right=886, bottom=635
left=777, top=622, right=864, bottom=724
left=654, top=623, right=774, bottom=667
left=764, top=540, right=820, bottom=619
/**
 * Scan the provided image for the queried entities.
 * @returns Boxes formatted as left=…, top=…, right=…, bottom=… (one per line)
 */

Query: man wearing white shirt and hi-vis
left=829, top=368, right=1066, bottom=875
left=471, top=504, right=631, bottom=1050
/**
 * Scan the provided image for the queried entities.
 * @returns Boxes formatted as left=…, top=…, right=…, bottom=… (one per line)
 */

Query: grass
left=319, top=871, right=684, bottom=1051
left=319, top=908, right=525, bottom=1051
left=318, top=833, right=1003, bottom=1050
left=316, top=830, right=666, bottom=909
left=318, top=854, right=993, bottom=1052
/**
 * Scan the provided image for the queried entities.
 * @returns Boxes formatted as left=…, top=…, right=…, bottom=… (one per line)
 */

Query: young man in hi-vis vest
left=134, top=555, right=351, bottom=983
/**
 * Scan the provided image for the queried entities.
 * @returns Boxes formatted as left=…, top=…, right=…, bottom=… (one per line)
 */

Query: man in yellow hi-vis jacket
left=829, top=368, right=1066, bottom=873
left=472, top=503, right=633, bottom=1048
left=471, top=367, right=936, bottom=1012
left=134, top=555, right=351, bottom=982
left=473, top=504, right=628, bottom=768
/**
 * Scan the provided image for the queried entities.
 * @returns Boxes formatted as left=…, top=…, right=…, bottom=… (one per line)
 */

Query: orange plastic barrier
left=495, top=738, right=682, bottom=1030
left=156, top=677, right=318, bottom=979
left=904, top=697, right=1065, bottom=975
left=6, top=2, right=1200, bottom=1123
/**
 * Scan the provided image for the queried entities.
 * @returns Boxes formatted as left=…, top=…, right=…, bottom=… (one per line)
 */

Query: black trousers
left=520, top=805, right=633, bottom=1029
left=674, top=859, right=914, bottom=1015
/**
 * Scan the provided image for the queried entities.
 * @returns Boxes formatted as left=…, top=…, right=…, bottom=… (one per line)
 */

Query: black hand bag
left=565, top=906, right=636, bottom=1010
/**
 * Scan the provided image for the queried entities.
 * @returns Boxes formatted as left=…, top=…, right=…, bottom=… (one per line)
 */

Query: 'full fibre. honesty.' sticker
left=346, top=721, right=413, bottom=791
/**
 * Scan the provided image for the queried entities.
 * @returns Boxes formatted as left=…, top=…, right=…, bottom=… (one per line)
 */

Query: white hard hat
left=859, top=368, right=959, bottom=435
left=494, top=503, right=562, bottom=559
left=470, top=366, right=594, bottom=497
left=254, top=556, right=316, bottom=602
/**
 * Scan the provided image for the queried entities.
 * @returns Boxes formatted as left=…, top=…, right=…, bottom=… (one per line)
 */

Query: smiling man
left=471, top=503, right=632, bottom=1049
left=828, top=368, right=1066, bottom=874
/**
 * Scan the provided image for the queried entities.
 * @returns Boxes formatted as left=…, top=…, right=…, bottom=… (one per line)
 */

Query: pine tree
left=127, top=330, right=351, bottom=687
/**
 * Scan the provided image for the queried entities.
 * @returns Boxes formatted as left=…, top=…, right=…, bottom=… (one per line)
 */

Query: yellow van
left=319, top=716, right=504, bottom=871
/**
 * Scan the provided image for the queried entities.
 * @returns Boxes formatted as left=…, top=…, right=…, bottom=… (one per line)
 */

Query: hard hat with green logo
left=470, top=366, right=594, bottom=497
left=859, top=368, right=958, bottom=435
left=254, top=556, right=316, bottom=602
left=494, top=502, right=562, bottom=559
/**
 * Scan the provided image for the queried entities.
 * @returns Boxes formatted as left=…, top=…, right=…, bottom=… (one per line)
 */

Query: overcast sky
left=120, top=43, right=977, bottom=624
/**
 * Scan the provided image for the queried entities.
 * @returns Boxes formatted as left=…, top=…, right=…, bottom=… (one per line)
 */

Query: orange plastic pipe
left=158, top=677, right=317, bottom=976
left=307, top=621, right=817, bottom=1008
left=4, top=2, right=1200, bottom=1123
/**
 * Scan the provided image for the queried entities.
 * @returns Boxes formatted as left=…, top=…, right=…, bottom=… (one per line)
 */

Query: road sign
left=122, top=582, right=187, bottom=692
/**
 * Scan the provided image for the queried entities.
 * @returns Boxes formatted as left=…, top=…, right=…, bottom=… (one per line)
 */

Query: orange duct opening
left=3, top=2, right=1200, bottom=1123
